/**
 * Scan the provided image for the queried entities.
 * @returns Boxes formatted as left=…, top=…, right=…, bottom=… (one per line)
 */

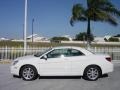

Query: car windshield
left=34, top=48, right=52, bottom=57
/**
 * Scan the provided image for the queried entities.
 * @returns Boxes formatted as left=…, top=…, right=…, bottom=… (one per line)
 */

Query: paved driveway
left=0, top=63, right=120, bottom=90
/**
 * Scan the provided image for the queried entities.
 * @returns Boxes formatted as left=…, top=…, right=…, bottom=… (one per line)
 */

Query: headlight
left=13, top=60, right=19, bottom=65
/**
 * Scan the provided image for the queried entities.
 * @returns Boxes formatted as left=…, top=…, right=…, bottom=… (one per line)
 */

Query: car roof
left=52, top=46, right=82, bottom=49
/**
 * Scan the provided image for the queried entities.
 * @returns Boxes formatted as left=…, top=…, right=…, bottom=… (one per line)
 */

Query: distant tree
left=104, top=38, right=108, bottom=42
left=108, top=37, right=119, bottom=42
left=114, top=34, right=120, bottom=37
left=51, top=37, right=69, bottom=41
left=70, top=0, right=120, bottom=48
left=75, top=32, right=94, bottom=41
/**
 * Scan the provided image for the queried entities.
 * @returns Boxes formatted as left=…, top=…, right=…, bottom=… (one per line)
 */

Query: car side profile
left=11, top=46, right=113, bottom=81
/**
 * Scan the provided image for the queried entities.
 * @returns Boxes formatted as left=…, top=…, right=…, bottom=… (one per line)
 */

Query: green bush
left=108, top=37, right=119, bottom=42
left=51, top=37, right=69, bottom=41
left=75, top=32, right=94, bottom=41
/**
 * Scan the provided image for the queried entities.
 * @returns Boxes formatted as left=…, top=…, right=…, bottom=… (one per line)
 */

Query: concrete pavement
left=0, top=63, right=120, bottom=90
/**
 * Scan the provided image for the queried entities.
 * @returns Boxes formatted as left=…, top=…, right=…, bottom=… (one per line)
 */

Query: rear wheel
left=83, top=65, right=101, bottom=81
left=20, top=65, right=38, bottom=81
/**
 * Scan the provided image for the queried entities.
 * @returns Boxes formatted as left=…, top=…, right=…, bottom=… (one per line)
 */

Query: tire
left=20, top=65, right=38, bottom=81
left=83, top=65, right=101, bottom=81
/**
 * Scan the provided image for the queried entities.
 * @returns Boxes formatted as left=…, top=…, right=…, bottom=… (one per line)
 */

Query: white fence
left=0, top=46, right=120, bottom=60
left=89, top=47, right=120, bottom=60
left=0, top=46, right=49, bottom=61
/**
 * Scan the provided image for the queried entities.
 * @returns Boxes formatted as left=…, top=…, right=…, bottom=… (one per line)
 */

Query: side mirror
left=41, top=55, right=47, bottom=60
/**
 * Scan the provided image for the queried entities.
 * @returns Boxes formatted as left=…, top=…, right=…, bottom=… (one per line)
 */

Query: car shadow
left=83, top=74, right=109, bottom=81
left=12, top=74, right=108, bottom=80
left=39, top=76, right=82, bottom=79
left=100, top=74, right=109, bottom=78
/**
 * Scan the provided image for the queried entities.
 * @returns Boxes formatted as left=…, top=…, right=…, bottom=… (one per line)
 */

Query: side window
left=47, top=49, right=68, bottom=58
left=70, top=49, right=84, bottom=56
left=46, top=48, right=84, bottom=58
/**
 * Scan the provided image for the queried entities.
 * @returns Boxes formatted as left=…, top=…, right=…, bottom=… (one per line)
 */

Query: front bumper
left=10, top=65, right=20, bottom=76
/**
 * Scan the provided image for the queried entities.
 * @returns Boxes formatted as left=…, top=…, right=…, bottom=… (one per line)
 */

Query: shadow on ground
left=39, top=76, right=82, bottom=79
left=13, top=74, right=108, bottom=80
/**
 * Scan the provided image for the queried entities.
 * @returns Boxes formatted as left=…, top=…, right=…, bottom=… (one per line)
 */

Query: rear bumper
left=102, top=63, right=114, bottom=74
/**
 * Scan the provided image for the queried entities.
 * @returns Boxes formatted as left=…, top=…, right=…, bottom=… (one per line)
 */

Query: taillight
left=106, top=57, right=111, bottom=62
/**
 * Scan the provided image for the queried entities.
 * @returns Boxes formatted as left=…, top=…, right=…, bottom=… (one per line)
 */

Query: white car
left=11, top=46, right=113, bottom=81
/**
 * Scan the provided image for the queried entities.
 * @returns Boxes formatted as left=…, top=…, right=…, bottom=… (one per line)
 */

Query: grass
left=0, top=60, right=11, bottom=64
left=0, top=41, right=120, bottom=48
left=0, top=41, right=85, bottom=47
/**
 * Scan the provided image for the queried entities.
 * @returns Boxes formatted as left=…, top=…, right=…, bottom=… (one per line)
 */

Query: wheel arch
left=83, top=64, right=102, bottom=76
left=19, top=64, right=38, bottom=77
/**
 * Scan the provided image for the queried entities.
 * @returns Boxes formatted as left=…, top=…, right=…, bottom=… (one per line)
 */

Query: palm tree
left=70, top=0, right=120, bottom=48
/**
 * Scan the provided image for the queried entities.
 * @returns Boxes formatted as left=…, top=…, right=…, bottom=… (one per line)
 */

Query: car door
left=64, top=48, right=86, bottom=75
left=39, top=48, right=71, bottom=76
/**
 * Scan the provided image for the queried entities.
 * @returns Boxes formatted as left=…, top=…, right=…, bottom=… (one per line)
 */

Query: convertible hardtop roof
left=52, top=46, right=84, bottom=50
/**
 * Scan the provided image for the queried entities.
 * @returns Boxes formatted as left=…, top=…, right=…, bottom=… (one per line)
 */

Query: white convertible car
left=11, top=46, right=113, bottom=81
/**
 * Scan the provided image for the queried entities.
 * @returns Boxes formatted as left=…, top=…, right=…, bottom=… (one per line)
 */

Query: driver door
left=39, top=49, right=71, bottom=76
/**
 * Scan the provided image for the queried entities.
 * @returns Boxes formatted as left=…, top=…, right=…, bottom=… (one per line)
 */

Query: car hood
left=15, top=55, right=37, bottom=61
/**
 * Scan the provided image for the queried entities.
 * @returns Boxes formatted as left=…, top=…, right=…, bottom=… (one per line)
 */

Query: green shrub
left=108, top=37, right=119, bottom=42
left=75, top=32, right=94, bottom=41
left=51, top=37, right=69, bottom=41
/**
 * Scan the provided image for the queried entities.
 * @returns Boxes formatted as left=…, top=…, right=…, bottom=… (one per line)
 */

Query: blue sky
left=0, top=0, right=120, bottom=39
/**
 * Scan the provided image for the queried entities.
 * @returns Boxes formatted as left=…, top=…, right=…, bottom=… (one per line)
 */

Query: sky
left=0, top=0, right=120, bottom=39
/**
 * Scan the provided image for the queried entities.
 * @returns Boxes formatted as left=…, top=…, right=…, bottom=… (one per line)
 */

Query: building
left=104, top=35, right=112, bottom=40
left=94, top=37, right=105, bottom=42
left=62, top=35, right=73, bottom=41
left=0, top=37, right=9, bottom=41
left=27, top=34, right=48, bottom=42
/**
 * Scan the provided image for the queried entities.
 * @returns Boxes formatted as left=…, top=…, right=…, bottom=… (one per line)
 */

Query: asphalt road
left=0, top=63, right=120, bottom=90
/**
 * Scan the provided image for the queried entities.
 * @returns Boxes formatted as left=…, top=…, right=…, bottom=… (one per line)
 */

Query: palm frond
left=106, top=15, right=118, bottom=26
left=70, top=16, right=87, bottom=26
left=70, top=0, right=120, bottom=26
left=94, top=10, right=109, bottom=21
left=70, top=4, right=87, bottom=26
left=102, top=7, right=120, bottom=17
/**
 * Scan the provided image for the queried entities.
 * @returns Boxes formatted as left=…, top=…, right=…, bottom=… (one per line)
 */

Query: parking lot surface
left=0, top=63, right=120, bottom=90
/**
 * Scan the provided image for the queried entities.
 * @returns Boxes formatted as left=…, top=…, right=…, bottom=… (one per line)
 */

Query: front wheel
left=20, top=65, right=38, bottom=81
left=83, top=66, right=101, bottom=81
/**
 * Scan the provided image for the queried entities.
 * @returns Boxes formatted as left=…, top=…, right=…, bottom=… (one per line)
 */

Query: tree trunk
left=87, top=18, right=91, bottom=49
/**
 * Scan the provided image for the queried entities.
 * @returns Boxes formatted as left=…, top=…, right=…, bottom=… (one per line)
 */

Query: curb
left=112, top=60, right=120, bottom=64
left=0, top=60, right=120, bottom=64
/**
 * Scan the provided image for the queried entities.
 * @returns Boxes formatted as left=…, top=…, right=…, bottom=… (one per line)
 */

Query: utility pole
left=24, top=0, right=28, bottom=55
left=32, top=18, right=34, bottom=43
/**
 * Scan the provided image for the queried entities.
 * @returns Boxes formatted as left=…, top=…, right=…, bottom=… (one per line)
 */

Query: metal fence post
left=5, top=46, right=8, bottom=60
